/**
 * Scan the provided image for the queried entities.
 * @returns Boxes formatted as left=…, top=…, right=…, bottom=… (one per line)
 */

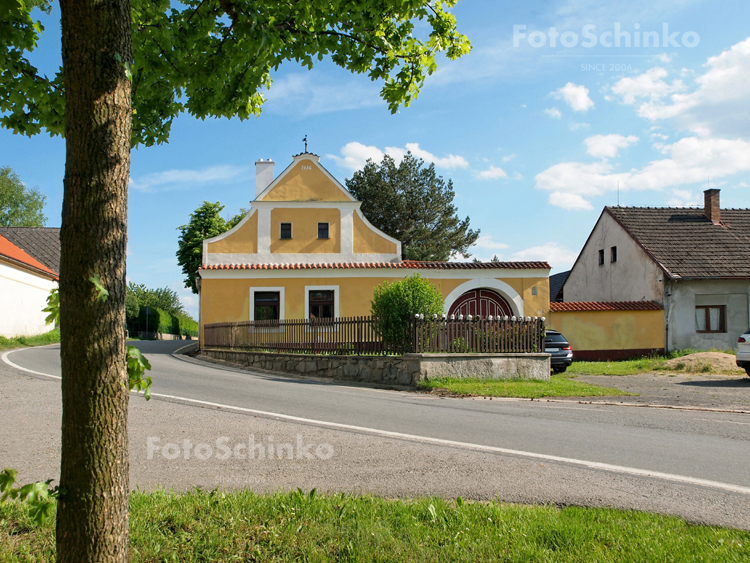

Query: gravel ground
left=566, top=372, right=750, bottom=411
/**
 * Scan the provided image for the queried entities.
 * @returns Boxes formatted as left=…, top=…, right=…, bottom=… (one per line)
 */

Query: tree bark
left=57, top=1, right=132, bottom=561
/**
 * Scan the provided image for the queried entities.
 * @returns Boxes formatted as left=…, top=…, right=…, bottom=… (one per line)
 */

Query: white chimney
left=255, top=159, right=274, bottom=198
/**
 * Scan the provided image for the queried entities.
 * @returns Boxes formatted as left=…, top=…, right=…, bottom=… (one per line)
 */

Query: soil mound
left=663, top=352, right=744, bottom=374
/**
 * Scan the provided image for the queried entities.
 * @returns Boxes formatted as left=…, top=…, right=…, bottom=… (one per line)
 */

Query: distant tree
left=127, top=282, right=184, bottom=316
left=0, top=166, right=47, bottom=227
left=124, top=290, right=139, bottom=320
left=177, top=202, right=249, bottom=294
left=346, top=153, right=479, bottom=261
left=371, top=273, right=444, bottom=349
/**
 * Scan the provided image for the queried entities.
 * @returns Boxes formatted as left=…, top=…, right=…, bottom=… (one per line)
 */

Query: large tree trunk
left=57, top=1, right=132, bottom=561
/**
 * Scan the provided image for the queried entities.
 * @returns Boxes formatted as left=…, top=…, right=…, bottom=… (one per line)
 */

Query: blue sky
left=3, top=0, right=749, bottom=318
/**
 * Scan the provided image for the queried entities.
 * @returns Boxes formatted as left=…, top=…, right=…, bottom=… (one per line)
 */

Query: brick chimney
left=255, top=159, right=274, bottom=199
left=704, top=188, right=721, bottom=224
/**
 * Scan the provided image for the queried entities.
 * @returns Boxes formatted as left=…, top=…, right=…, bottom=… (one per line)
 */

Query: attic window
left=280, top=223, right=292, bottom=239
left=318, top=223, right=329, bottom=239
left=598, top=249, right=605, bottom=266
left=611, top=246, right=617, bottom=263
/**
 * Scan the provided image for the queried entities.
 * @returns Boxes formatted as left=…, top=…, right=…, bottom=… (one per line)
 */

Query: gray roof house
left=0, top=227, right=61, bottom=274
left=562, top=189, right=750, bottom=351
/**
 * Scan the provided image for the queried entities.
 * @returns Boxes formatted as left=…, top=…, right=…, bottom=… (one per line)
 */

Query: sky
left=2, top=0, right=749, bottom=319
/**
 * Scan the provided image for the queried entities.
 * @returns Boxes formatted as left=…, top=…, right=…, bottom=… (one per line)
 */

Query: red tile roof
left=550, top=301, right=663, bottom=312
left=199, top=260, right=550, bottom=271
left=0, top=234, right=58, bottom=279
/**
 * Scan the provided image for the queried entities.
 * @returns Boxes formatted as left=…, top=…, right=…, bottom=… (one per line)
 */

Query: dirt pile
left=663, top=352, right=744, bottom=375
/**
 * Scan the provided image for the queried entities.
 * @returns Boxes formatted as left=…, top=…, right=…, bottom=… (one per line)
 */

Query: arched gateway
left=447, top=288, right=513, bottom=318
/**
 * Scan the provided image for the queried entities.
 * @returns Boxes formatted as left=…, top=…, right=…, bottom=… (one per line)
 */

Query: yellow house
left=197, top=153, right=551, bottom=344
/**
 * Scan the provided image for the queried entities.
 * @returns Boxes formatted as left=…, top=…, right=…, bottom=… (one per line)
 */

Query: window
left=254, top=292, right=280, bottom=321
left=309, top=290, right=334, bottom=319
left=280, top=223, right=292, bottom=239
left=695, top=305, right=725, bottom=333
left=598, top=249, right=605, bottom=265
left=318, top=222, right=329, bottom=239
left=611, top=246, right=617, bottom=263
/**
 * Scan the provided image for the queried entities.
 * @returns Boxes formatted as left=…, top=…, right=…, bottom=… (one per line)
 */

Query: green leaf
left=0, top=468, right=17, bottom=503
left=43, top=287, right=59, bottom=325
left=89, top=275, right=109, bottom=301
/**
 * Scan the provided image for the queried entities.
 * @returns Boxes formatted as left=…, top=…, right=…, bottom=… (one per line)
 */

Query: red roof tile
left=199, top=260, right=550, bottom=271
left=550, top=301, right=663, bottom=312
left=0, top=234, right=58, bottom=279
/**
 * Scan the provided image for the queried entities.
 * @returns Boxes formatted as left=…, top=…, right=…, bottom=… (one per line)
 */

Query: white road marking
left=3, top=347, right=750, bottom=497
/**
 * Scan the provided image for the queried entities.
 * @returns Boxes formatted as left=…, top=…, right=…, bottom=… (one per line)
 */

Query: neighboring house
left=0, top=227, right=61, bottom=274
left=562, top=189, right=750, bottom=351
left=197, top=153, right=550, bottom=343
left=0, top=233, right=58, bottom=337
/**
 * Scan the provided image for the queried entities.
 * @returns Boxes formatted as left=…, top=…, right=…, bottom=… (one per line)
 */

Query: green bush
left=127, top=307, right=198, bottom=337
left=371, top=273, right=443, bottom=351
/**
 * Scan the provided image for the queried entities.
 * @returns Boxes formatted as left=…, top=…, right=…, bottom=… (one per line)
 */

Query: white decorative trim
left=249, top=286, right=286, bottom=322
left=201, top=210, right=257, bottom=266
left=341, top=209, right=354, bottom=255
left=205, top=252, right=401, bottom=266
left=199, top=268, right=549, bottom=281
left=304, top=285, right=339, bottom=319
left=251, top=201, right=361, bottom=210
left=442, top=279, right=524, bottom=317
left=257, top=208, right=271, bottom=254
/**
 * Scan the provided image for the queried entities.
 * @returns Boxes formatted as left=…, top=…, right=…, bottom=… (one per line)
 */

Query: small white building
left=0, top=229, right=59, bottom=337
left=562, top=189, right=750, bottom=352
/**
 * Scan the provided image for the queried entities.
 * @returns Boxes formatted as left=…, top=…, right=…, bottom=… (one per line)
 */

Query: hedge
left=127, top=307, right=198, bottom=337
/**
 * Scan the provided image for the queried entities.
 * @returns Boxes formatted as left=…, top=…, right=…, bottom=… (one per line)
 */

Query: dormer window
left=318, top=222, right=329, bottom=239
left=280, top=223, right=292, bottom=239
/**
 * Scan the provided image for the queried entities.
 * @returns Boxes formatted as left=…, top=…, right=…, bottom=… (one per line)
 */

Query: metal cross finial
left=303, top=135, right=308, bottom=153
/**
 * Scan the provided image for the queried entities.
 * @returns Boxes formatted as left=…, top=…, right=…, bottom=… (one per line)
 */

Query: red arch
left=448, top=289, right=513, bottom=318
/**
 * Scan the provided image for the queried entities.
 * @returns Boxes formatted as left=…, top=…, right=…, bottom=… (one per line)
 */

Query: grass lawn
left=569, top=349, right=738, bottom=376
left=418, top=374, right=633, bottom=399
left=0, top=328, right=60, bottom=351
left=2, top=490, right=748, bottom=562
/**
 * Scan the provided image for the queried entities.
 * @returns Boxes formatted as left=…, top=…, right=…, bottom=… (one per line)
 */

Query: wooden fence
left=203, top=315, right=546, bottom=356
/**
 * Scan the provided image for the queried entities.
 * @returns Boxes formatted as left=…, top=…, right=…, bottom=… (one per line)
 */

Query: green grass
left=569, top=348, right=738, bottom=376
left=0, top=328, right=60, bottom=351
left=1, top=490, right=748, bottom=562
left=418, top=375, right=632, bottom=399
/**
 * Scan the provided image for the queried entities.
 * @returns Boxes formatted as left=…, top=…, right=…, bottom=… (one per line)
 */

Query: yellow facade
left=270, top=208, right=340, bottom=253
left=206, top=210, right=258, bottom=254
left=352, top=212, right=398, bottom=254
left=259, top=160, right=349, bottom=202
left=548, top=309, right=664, bottom=351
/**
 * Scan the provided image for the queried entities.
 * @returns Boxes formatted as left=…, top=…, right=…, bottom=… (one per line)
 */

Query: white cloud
left=129, top=165, right=247, bottom=193
left=512, top=172, right=524, bottom=180
left=552, top=82, right=594, bottom=112
left=511, top=242, right=579, bottom=272
left=473, top=235, right=509, bottom=251
left=568, top=122, right=590, bottom=131
left=653, top=53, right=674, bottom=64
left=477, top=166, right=508, bottom=180
left=536, top=136, right=750, bottom=209
left=502, top=154, right=517, bottom=163
left=265, top=72, right=381, bottom=115
left=667, top=189, right=699, bottom=207
left=584, top=134, right=639, bottom=159
left=544, top=108, right=562, bottom=119
left=611, top=67, right=685, bottom=105
left=611, top=37, right=750, bottom=138
left=327, top=142, right=468, bottom=173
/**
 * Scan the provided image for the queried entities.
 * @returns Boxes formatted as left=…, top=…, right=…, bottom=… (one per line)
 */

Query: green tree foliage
left=177, top=201, right=227, bottom=294
left=2, top=1, right=471, bottom=146
left=127, top=282, right=184, bottom=316
left=0, top=166, right=47, bottom=227
left=371, top=273, right=443, bottom=349
left=346, top=153, right=479, bottom=261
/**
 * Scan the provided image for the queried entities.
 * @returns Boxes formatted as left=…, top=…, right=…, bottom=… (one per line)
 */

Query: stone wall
left=200, top=349, right=550, bottom=386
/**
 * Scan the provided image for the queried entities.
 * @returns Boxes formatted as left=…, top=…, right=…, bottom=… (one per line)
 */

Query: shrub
left=371, top=273, right=443, bottom=351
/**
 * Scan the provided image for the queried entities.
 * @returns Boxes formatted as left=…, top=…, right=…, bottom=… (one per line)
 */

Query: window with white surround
left=250, top=287, right=285, bottom=323
left=305, top=285, right=339, bottom=319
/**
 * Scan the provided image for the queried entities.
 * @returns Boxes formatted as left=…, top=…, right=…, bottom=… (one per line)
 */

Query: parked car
left=737, top=329, right=750, bottom=376
left=544, top=330, right=573, bottom=373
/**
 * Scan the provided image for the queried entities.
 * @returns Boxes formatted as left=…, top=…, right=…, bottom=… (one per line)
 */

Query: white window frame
left=249, top=287, right=285, bottom=331
left=304, top=285, right=339, bottom=331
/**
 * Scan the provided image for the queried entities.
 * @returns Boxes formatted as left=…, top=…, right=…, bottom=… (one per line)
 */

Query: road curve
left=2, top=341, right=749, bottom=530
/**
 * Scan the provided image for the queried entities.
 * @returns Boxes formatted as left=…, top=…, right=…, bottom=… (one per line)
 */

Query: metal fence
left=203, top=315, right=546, bottom=356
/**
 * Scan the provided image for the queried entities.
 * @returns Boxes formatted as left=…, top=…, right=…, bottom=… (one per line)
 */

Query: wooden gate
left=448, top=289, right=513, bottom=318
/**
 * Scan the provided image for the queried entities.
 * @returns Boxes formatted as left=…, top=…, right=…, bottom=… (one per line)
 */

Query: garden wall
left=200, top=349, right=550, bottom=386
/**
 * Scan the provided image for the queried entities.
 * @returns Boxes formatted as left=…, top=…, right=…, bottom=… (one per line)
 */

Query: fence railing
left=203, top=315, right=546, bottom=356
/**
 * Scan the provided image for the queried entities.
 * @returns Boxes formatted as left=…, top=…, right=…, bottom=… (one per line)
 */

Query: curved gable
left=205, top=210, right=258, bottom=254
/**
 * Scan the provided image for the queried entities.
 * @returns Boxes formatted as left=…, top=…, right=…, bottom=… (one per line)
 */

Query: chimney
left=255, top=159, right=274, bottom=199
left=703, top=188, right=721, bottom=224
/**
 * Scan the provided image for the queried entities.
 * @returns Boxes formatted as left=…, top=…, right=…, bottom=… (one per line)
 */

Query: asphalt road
left=2, top=341, right=750, bottom=530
